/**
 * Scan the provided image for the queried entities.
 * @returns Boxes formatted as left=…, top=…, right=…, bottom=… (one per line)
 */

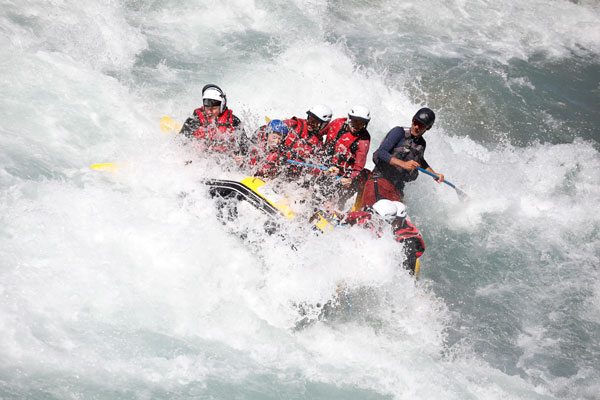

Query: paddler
left=178, top=84, right=249, bottom=158
left=246, top=119, right=289, bottom=179
left=320, top=105, right=372, bottom=208
left=280, top=104, right=333, bottom=179
left=342, top=199, right=425, bottom=275
left=361, top=107, right=445, bottom=206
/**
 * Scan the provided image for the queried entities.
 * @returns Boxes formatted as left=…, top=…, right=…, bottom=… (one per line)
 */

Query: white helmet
left=348, top=105, right=371, bottom=124
left=393, top=201, right=407, bottom=219
left=372, top=199, right=397, bottom=221
left=306, top=104, right=333, bottom=130
left=202, top=84, right=227, bottom=113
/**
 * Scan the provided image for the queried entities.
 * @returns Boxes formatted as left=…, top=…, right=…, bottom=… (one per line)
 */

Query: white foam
left=2, top=1, right=599, bottom=398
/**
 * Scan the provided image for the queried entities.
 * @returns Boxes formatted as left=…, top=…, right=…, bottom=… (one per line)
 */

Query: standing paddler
left=361, top=107, right=445, bottom=206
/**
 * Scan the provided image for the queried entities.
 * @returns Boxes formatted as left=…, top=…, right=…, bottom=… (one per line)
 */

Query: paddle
left=91, top=116, right=182, bottom=171
left=90, top=162, right=122, bottom=171
left=91, top=116, right=283, bottom=171
left=160, top=116, right=182, bottom=133
left=416, top=166, right=468, bottom=201
left=286, top=159, right=330, bottom=171
left=286, top=160, right=347, bottom=185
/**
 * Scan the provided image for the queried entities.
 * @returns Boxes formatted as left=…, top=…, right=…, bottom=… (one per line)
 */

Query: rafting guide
left=362, top=108, right=445, bottom=205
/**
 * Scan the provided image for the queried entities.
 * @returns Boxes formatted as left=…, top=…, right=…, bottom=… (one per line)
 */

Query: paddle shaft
left=286, top=159, right=329, bottom=171
left=286, top=160, right=346, bottom=180
left=416, top=166, right=456, bottom=188
left=416, top=166, right=468, bottom=200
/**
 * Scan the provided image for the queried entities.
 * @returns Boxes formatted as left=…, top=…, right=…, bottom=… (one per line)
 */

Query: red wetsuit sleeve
left=349, top=138, right=370, bottom=179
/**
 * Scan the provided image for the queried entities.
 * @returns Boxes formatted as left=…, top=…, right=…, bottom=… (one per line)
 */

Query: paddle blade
left=160, top=116, right=182, bottom=134
left=454, top=186, right=469, bottom=201
left=264, top=116, right=271, bottom=123
left=416, top=166, right=468, bottom=201
left=90, top=162, right=123, bottom=172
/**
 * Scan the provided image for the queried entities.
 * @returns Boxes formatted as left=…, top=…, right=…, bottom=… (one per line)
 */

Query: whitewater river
left=1, top=1, right=599, bottom=399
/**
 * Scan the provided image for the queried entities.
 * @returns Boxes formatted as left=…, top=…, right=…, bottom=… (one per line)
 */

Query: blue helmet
left=267, top=119, right=289, bottom=136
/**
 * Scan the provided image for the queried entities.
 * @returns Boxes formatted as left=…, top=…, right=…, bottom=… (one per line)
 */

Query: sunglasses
left=349, top=118, right=366, bottom=128
left=412, top=119, right=426, bottom=130
left=203, top=99, right=222, bottom=107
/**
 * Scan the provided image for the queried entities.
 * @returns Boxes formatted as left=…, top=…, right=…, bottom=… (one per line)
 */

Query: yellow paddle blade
left=351, top=190, right=363, bottom=211
left=264, top=116, right=271, bottom=123
left=160, top=116, right=182, bottom=134
left=90, top=162, right=123, bottom=172
left=313, top=213, right=335, bottom=232
left=414, top=258, right=421, bottom=277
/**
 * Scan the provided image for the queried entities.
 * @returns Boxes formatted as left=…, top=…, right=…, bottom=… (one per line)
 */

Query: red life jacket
left=342, top=210, right=386, bottom=237
left=248, top=125, right=282, bottom=178
left=324, top=118, right=361, bottom=175
left=192, top=108, right=237, bottom=153
left=249, top=147, right=282, bottom=178
left=394, top=220, right=425, bottom=258
left=257, top=151, right=282, bottom=177
left=282, top=117, right=322, bottom=162
left=343, top=210, right=373, bottom=226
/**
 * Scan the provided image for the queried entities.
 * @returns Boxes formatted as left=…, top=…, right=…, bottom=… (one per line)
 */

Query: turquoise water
left=1, top=0, right=599, bottom=399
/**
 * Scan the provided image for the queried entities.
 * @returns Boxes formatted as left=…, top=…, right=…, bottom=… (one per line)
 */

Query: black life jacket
left=389, top=127, right=425, bottom=182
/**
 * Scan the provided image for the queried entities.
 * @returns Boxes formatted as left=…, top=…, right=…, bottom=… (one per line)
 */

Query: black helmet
left=412, top=107, right=435, bottom=130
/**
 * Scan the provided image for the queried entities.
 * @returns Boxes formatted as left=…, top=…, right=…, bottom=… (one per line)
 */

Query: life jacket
left=389, top=127, right=425, bottom=182
left=192, top=108, right=237, bottom=153
left=250, top=124, right=270, bottom=149
left=343, top=210, right=373, bottom=226
left=341, top=209, right=387, bottom=237
left=324, top=118, right=363, bottom=176
left=344, top=211, right=424, bottom=258
left=249, top=147, right=282, bottom=178
left=394, top=220, right=425, bottom=258
left=248, top=125, right=282, bottom=178
left=282, top=117, right=322, bottom=162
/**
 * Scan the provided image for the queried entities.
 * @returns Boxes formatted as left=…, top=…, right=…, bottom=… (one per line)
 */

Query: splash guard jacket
left=323, top=118, right=370, bottom=179
left=179, top=107, right=245, bottom=153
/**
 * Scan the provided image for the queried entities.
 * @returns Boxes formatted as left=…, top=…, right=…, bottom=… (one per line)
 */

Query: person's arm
left=232, top=115, right=250, bottom=156
left=415, top=138, right=443, bottom=182
left=373, top=127, right=419, bottom=171
left=347, top=138, right=369, bottom=180
left=422, top=152, right=444, bottom=183
left=425, top=166, right=444, bottom=183
left=178, top=112, right=200, bottom=138
left=373, top=127, right=403, bottom=164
